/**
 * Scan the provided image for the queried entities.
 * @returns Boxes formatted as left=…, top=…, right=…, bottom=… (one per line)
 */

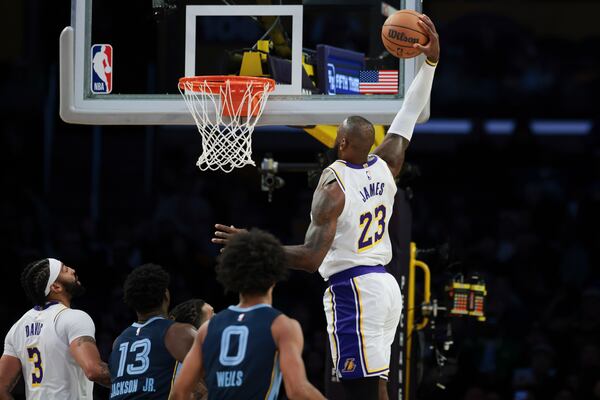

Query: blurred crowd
left=1, top=2, right=600, bottom=400
left=411, top=133, right=600, bottom=400
left=1, top=119, right=598, bottom=400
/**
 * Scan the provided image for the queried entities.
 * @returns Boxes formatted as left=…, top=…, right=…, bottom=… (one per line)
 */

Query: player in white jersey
left=213, top=14, right=440, bottom=400
left=0, top=258, right=110, bottom=399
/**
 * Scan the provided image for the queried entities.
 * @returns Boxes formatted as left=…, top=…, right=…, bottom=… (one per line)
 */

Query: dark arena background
left=1, top=1, right=600, bottom=399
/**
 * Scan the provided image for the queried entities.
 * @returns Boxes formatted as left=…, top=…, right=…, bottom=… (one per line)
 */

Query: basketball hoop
left=178, top=75, right=275, bottom=173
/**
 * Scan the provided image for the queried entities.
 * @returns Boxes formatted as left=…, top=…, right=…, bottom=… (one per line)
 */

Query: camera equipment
left=259, top=155, right=321, bottom=202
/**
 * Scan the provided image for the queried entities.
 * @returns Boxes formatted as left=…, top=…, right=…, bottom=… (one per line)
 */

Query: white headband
left=44, top=258, right=62, bottom=296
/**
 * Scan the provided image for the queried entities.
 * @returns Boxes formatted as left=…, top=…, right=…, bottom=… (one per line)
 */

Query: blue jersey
left=203, top=304, right=283, bottom=400
left=109, top=317, right=177, bottom=399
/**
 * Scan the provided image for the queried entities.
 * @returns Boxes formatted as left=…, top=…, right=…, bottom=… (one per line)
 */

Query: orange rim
left=178, top=75, right=276, bottom=93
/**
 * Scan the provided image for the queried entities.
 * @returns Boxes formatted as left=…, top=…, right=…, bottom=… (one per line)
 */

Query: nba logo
left=91, top=44, right=113, bottom=94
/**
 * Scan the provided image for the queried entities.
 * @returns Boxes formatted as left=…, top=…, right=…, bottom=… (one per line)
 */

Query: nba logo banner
left=91, top=44, right=113, bottom=94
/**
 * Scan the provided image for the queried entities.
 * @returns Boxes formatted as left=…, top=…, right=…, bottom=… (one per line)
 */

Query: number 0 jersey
left=318, top=155, right=397, bottom=279
left=2, top=302, right=95, bottom=400
left=203, top=304, right=282, bottom=400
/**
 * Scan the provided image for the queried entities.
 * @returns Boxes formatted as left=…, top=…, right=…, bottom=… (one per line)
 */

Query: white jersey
left=318, top=154, right=397, bottom=279
left=3, top=302, right=95, bottom=399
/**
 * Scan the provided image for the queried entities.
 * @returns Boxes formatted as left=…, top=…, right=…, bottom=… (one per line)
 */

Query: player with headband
left=0, top=258, right=110, bottom=399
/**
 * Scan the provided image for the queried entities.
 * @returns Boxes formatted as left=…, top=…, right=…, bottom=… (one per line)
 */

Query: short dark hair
left=216, top=229, right=288, bottom=296
left=21, top=259, right=50, bottom=306
left=123, top=264, right=170, bottom=313
left=169, top=299, right=206, bottom=328
left=344, top=115, right=375, bottom=135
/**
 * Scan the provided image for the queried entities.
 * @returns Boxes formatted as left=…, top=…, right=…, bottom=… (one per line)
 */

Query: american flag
left=359, top=70, right=398, bottom=94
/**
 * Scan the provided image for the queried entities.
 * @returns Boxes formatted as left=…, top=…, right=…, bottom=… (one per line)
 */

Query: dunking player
left=108, top=264, right=196, bottom=399
left=213, top=14, right=440, bottom=400
left=170, top=229, right=325, bottom=400
left=0, top=258, right=110, bottom=399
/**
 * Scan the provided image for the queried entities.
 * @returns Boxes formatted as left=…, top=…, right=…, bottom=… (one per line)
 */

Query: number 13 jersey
left=108, top=317, right=176, bottom=399
left=318, top=155, right=397, bottom=280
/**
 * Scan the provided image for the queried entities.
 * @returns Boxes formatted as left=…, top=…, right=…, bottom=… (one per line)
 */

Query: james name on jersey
left=359, top=181, right=386, bottom=203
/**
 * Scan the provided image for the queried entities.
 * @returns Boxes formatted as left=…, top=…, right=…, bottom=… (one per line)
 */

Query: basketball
left=381, top=10, right=429, bottom=59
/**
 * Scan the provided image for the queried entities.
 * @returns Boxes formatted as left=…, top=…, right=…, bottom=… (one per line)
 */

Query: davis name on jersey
left=4, top=302, right=96, bottom=400
left=25, top=322, right=43, bottom=337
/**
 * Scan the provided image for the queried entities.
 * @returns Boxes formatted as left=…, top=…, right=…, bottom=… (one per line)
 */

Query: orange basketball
left=381, top=10, right=429, bottom=59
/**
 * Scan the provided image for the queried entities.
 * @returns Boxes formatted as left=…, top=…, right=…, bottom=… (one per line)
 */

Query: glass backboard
left=61, top=0, right=427, bottom=126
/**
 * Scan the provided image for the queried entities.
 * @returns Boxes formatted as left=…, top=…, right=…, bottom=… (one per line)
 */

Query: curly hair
left=216, top=229, right=288, bottom=296
left=169, top=298, right=206, bottom=328
left=21, top=259, right=51, bottom=306
left=123, top=264, right=170, bottom=313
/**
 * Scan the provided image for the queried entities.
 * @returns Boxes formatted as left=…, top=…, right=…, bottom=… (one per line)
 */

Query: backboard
left=60, top=0, right=427, bottom=126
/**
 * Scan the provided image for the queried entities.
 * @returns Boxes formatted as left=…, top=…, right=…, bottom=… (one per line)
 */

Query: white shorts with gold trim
left=323, top=266, right=402, bottom=380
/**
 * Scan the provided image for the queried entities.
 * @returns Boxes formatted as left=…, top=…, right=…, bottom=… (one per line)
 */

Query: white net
left=178, top=77, right=274, bottom=173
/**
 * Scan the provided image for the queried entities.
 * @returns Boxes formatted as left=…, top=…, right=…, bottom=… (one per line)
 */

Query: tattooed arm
left=282, top=169, right=344, bottom=273
left=69, top=336, right=111, bottom=387
left=0, top=355, right=20, bottom=400
left=212, top=169, right=344, bottom=273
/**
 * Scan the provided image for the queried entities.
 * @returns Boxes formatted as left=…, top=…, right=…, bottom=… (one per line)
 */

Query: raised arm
left=272, top=315, right=326, bottom=400
left=169, top=321, right=208, bottom=400
left=212, top=168, right=344, bottom=274
left=374, top=13, right=440, bottom=177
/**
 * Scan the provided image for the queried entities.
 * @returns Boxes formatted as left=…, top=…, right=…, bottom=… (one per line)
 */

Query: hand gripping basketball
left=413, top=14, right=440, bottom=64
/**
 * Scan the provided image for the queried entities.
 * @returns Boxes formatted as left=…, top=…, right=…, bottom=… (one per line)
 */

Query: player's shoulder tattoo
left=74, top=336, right=96, bottom=346
left=320, top=168, right=337, bottom=187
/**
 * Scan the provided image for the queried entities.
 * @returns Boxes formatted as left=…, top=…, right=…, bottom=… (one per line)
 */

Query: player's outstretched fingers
left=420, top=14, right=437, bottom=33
left=212, top=224, right=248, bottom=246
left=417, top=19, right=435, bottom=38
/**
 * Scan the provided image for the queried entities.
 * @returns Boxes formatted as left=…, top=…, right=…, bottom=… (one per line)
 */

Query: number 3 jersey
left=319, top=155, right=397, bottom=279
left=203, top=304, right=282, bottom=400
left=108, top=317, right=176, bottom=399
left=2, top=302, right=95, bottom=400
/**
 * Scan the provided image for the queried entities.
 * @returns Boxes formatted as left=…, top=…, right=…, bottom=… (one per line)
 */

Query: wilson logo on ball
left=387, top=30, right=419, bottom=44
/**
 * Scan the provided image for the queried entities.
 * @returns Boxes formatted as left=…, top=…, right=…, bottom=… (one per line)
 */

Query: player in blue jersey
left=169, top=229, right=325, bottom=400
left=109, top=264, right=197, bottom=399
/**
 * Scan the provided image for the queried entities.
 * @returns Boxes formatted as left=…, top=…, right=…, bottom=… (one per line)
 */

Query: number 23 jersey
left=318, top=155, right=397, bottom=279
